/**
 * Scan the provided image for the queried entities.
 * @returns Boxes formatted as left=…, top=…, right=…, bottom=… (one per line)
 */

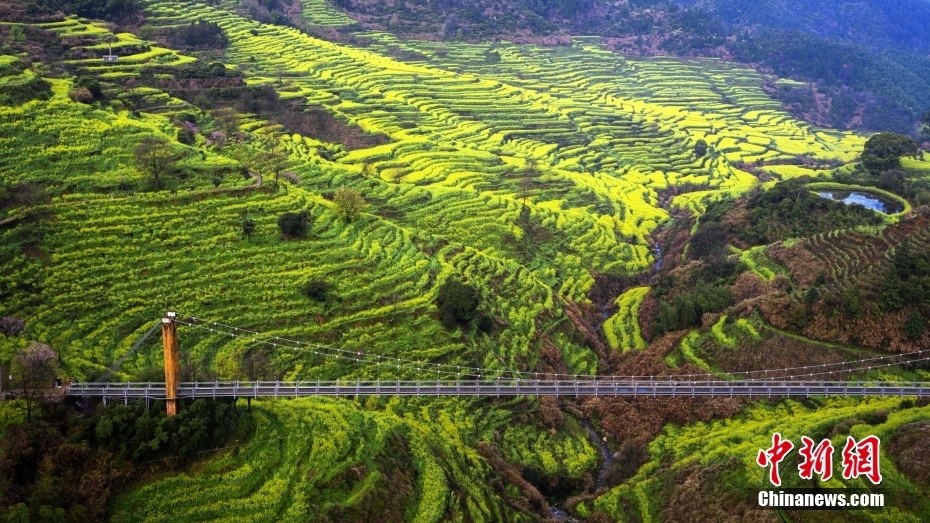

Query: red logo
left=758, top=434, right=882, bottom=486
left=841, top=435, right=882, bottom=485
left=757, top=432, right=795, bottom=487
left=798, top=436, right=834, bottom=481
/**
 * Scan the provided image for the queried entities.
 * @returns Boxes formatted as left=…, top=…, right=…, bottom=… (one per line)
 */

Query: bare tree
left=255, top=146, right=289, bottom=186
left=520, top=158, right=538, bottom=206
left=134, top=136, right=181, bottom=190
left=9, top=342, right=60, bottom=421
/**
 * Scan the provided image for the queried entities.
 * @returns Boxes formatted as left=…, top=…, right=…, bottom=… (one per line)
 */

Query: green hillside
left=2, top=0, right=930, bottom=521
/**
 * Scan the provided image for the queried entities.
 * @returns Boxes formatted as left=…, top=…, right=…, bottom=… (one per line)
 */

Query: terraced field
left=589, top=398, right=930, bottom=521
left=770, top=214, right=930, bottom=297
left=1, top=1, right=906, bottom=520
left=111, top=397, right=598, bottom=523
left=7, top=0, right=869, bottom=381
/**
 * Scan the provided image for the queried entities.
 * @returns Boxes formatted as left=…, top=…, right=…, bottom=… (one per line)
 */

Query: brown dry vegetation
left=586, top=335, right=745, bottom=443
left=700, top=328, right=853, bottom=379
left=663, top=459, right=780, bottom=523
left=756, top=213, right=930, bottom=353
left=887, top=420, right=930, bottom=487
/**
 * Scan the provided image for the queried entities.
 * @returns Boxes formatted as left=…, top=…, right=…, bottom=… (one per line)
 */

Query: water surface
left=817, top=190, right=902, bottom=214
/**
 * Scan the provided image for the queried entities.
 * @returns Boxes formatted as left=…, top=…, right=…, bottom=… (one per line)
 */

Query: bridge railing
left=66, top=379, right=930, bottom=400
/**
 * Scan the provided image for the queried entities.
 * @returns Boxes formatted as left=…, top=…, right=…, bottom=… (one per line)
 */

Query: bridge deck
left=66, top=380, right=930, bottom=401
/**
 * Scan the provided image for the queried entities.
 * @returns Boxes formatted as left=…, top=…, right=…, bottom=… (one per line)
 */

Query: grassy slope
left=3, top=1, right=926, bottom=521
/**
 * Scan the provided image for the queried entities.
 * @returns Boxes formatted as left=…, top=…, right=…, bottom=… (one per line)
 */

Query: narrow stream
left=579, top=418, right=614, bottom=490
left=548, top=418, right=613, bottom=521
left=553, top=238, right=661, bottom=520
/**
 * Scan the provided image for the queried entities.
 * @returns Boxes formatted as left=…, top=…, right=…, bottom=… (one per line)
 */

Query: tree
left=519, top=158, right=538, bottom=206
left=920, top=111, right=930, bottom=141
left=693, top=138, right=708, bottom=157
left=277, top=210, right=308, bottom=237
left=0, top=316, right=25, bottom=337
left=841, top=287, right=864, bottom=319
left=9, top=342, right=60, bottom=422
left=74, top=76, right=102, bottom=98
left=878, top=168, right=906, bottom=194
left=878, top=268, right=904, bottom=311
left=301, top=280, right=332, bottom=302
left=254, top=146, right=288, bottom=186
left=436, top=280, right=480, bottom=328
left=8, top=25, right=26, bottom=43
left=213, top=107, right=240, bottom=136
left=904, top=310, right=925, bottom=340
left=861, top=132, right=918, bottom=175
left=134, top=136, right=181, bottom=190
left=242, top=217, right=255, bottom=241
left=333, top=188, right=368, bottom=221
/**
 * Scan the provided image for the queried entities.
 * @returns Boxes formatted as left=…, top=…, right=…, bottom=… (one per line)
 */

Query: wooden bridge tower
left=161, top=311, right=180, bottom=416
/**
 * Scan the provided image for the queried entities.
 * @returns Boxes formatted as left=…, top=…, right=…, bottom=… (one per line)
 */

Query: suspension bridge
left=65, top=312, right=930, bottom=414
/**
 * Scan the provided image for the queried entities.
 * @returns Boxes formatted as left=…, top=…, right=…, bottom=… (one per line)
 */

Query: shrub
left=905, top=309, right=925, bottom=340
left=333, top=188, right=367, bottom=221
left=301, top=280, right=332, bottom=302
left=861, top=132, right=917, bottom=175
left=0, top=316, right=25, bottom=337
left=477, top=315, right=495, bottom=334
left=68, top=86, right=93, bottom=104
left=693, top=138, right=708, bottom=157
left=278, top=210, right=308, bottom=237
left=436, top=280, right=480, bottom=328
left=74, top=76, right=101, bottom=98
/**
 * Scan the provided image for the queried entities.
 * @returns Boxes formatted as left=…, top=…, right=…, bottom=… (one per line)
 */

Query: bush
left=333, top=188, right=367, bottom=221
left=278, top=210, right=308, bottom=237
left=436, top=280, right=480, bottom=328
left=905, top=309, right=925, bottom=340
left=693, top=138, right=708, bottom=157
left=73, top=75, right=101, bottom=98
left=477, top=315, right=495, bottom=334
left=0, top=316, right=25, bottom=337
left=301, top=280, right=331, bottom=302
left=861, top=132, right=917, bottom=175
left=68, top=86, right=93, bottom=104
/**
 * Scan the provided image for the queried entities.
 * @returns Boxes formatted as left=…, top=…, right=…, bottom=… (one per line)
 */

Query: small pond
left=817, top=190, right=903, bottom=214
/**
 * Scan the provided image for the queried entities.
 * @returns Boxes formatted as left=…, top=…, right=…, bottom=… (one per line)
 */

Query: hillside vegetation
left=323, top=0, right=930, bottom=134
left=1, top=0, right=930, bottom=521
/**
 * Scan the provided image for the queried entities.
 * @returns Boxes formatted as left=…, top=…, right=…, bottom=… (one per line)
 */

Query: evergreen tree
left=436, top=280, right=480, bottom=328
left=878, top=268, right=904, bottom=311
left=242, top=217, right=255, bottom=241
left=861, top=133, right=918, bottom=175
left=693, top=138, right=708, bottom=157
left=277, top=211, right=308, bottom=237
left=904, top=309, right=925, bottom=340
